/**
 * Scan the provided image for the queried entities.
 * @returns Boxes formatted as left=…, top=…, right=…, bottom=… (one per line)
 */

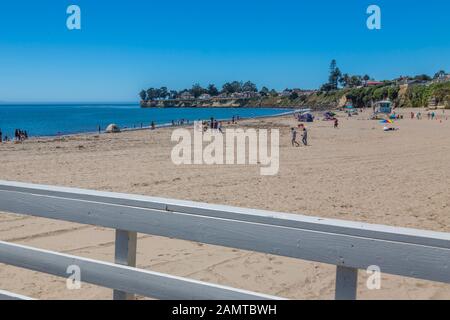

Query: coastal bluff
left=140, top=81, right=450, bottom=110
left=140, top=96, right=334, bottom=109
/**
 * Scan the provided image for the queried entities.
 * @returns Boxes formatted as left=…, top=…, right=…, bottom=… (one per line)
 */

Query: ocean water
left=0, top=104, right=292, bottom=137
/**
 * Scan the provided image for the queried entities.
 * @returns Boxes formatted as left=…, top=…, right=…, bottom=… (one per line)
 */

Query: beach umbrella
left=379, top=119, right=394, bottom=124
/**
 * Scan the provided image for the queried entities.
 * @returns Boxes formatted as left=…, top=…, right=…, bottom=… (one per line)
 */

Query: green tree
left=139, top=90, right=147, bottom=101
left=190, top=83, right=206, bottom=98
left=434, top=70, right=446, bottom=79
left=222, top=82, right=233, bottom=94
left=414, top=74, right=431, bottom=81
left=320, top=83, right=335, bottom=92
left=349, top=75, right=362, bottom=88
left=169, top=90, right=178, bottom=100
left=159, top=87, right=169, bottom=100
left=222, top=81, right=242, bottom=94
left=269, top=89, right=278, bottom=97
left=260, top=86, right=270, bottom=96
left=321, top=59, right=342, bottom=91
left=207, top=84, right=219, bottom=96
left=328, top=59, right=342, bottom=90
left=290, top=91, right=299, bottom=100
left=387, top=86, right=400, bottom=101
left=339, top=74, right=350, bottom=88
left=146, top=88, right=158, bottom=101
left=242, top=81, right=258, bottom=92
left=231, top=81, right=243, bottom=93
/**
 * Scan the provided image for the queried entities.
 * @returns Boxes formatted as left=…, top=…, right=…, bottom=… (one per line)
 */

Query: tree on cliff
left=139, top=90, right=147, bottom=101
left=434, top=70, right=446, bottom=79
left=321, top=60, right=342, bottom=91
left=190, top=83, right=206, bottom=98
left=146, top=88, right=157, bottom=101
left=242, top=81, right=258, bottom=92
left=328, top=59, right=342, bottom=90
left=260, top=87, right=270, bottom=96
left=169, top=90, right=178, bottom=100
left=290, top=91, right=299, bottom=100
left=207, top=84, right=219, bottom=96
left=159, top=87, right=169, bottom=100
left=339, top=74, right=350, bottom=88
left=269, top=89, right=278, bottom=97
left=222, top=81, right=243, bottom=94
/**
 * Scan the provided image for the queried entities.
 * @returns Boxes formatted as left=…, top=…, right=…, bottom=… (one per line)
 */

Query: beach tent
left=105, top=124, right=121, bottom=133
left=323, top=112, right=336, bottom=120
left=298, top=112, right=314, bottom=122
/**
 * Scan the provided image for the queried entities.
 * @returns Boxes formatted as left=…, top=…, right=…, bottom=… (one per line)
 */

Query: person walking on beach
left=334, top=118, right=339, bottom=129
left=0, top=129, right=2, bottom=143
left=302, top=127, right=308, bottom=146
left=291, top=128, right=300, bottom=147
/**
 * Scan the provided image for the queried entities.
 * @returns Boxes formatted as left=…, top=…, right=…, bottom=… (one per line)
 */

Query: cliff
left=140, top=93, right=343, bottom=110
left=140, top=81, right=450, bottom=110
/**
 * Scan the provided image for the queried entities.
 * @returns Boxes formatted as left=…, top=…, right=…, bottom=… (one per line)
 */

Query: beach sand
left=1, top=108, right=450, bottom=299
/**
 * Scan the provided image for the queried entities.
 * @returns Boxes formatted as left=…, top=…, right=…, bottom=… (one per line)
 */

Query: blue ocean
left=0, top=104, right=292, bottom=137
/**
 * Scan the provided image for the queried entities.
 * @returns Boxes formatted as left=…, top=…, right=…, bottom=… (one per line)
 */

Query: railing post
left=335, top=266, right=358, bottom=300
left=113, top=229, right=137, bottom=300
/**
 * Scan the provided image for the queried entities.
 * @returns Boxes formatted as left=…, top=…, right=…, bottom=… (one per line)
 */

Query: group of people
left=231, top=115, right=240, bottom=124
left=0, top=129, right=28, bottom=143
left=410, top=110, right=446, bottom=120
left=171, top=119, right=190, bottom=126
left=201, top=117, right=223, bottom=133
left=15, top=129, right=28, bottom=141
left=291, top=125, right=308, bottom=147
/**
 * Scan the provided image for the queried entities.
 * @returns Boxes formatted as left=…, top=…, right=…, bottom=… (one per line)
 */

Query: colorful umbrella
left=379, top=119, right=394, bottom=124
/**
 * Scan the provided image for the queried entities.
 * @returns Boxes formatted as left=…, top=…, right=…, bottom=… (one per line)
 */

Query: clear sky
left=0, top=0, right=449, bottom=102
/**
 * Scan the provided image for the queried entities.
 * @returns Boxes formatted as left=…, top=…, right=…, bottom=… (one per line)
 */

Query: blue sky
left=0, top=0, right=449, bottom=102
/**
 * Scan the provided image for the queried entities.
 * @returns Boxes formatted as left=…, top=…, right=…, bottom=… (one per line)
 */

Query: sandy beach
left=1, top=108, right=450, bottom=299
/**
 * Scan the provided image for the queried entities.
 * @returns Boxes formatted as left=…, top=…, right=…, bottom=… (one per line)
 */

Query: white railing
left=0, top=180, right=450, bottom=300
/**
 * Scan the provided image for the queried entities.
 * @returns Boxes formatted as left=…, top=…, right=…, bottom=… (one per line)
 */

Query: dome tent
left=105, top=124, right=121, bottom=133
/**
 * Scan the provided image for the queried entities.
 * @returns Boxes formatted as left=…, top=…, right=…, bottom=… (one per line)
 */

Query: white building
left=180, top=92, right=195, bottom=100
left=279, top=90, right=292, bottom=97
left=199, top=93, right=212, bottom=100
